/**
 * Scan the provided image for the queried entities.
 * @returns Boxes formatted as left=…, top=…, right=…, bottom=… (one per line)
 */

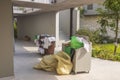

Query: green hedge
left=92, top=44, right=120, bottom=61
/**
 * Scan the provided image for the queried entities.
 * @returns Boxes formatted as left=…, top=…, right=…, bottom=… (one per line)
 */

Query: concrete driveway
left=0, top=40, right=120, bottom=80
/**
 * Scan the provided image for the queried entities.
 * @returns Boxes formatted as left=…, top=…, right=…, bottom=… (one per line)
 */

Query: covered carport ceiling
left=12, top=0, right=105, bottom=15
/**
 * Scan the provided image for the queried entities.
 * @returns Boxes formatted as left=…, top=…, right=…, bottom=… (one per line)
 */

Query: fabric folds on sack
left=34, top=51, right=73, bottom=75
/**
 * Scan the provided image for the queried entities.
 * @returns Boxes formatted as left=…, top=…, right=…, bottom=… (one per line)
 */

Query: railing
left=13, top=7, right=24, bottom=14
left=13, top=0, right=57, bottom=4
left=13, top=6, right=40, bottom=14
left=13, top=0, right=66, bottom=14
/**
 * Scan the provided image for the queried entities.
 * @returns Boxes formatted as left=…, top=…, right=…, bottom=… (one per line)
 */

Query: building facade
left=80, top=3, right=120, bottom=38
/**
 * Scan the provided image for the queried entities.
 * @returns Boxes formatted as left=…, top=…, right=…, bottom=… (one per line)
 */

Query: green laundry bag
left=70, top=36, right=84, bottom=49
left=63, top=46, right=71, bottom=56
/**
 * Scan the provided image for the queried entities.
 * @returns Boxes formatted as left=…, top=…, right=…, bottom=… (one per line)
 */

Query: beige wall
left=17, top=12, right=56, bottom=40
left=17, top=9, right=79, bottom=42
left=0, top=0, right=14, bottom=78
left=80, top=15, right=120, bottom=38
left=80, top=15, right=100, bottom=31
left=84, top=3, right=105, bottom=15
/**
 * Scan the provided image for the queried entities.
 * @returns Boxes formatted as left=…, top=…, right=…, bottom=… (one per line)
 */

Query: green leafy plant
left=76, top=28, right=94, bottom=42
left=79, top=6, right=85, bottom=17
left=14, top=20, right=17, bottom=38
left=92, top=44, right=120, bottom=61
left=76, top=28, right=110, bottom=44
left=97, top=0, right=120, bottom=55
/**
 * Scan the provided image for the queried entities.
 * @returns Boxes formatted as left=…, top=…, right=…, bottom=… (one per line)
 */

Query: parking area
left=1, top=40, right=120, bottom=80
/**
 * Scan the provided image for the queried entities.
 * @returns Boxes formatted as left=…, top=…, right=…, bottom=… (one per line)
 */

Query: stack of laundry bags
left=34, top=34, right=55, bottom=55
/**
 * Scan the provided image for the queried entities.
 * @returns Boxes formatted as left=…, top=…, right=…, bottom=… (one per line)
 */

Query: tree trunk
left=114, top=14, right=119, bottom=55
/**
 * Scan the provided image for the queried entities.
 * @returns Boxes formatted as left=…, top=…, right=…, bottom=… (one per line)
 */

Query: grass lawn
left=92, top=43, right=120, bottom=61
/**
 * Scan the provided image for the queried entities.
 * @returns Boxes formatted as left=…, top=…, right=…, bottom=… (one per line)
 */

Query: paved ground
left=0, top=40, right=120, bottom=80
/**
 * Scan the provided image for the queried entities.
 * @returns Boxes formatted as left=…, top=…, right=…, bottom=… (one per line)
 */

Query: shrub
left=92, top=44, right=120, bottom=61
left=76, top=29, right=93, bottom=39
left=76, top=28, right=109, bottom=44
left=14, top=21, right=17, bottom=38
left=76, top=28, right=119, bottom=44
left=76, top=28, right=96, bottom=43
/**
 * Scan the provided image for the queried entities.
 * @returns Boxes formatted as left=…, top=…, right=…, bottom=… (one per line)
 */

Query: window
left=87, top=4, right=93, bottom=10
left=51, top=0, right=57, bottom=3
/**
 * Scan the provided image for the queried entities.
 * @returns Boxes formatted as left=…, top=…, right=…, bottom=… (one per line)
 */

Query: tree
left=97, top=0, right=120, bottom=55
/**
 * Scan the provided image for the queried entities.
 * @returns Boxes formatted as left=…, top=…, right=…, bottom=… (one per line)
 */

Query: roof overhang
left=12, top=0, right=105, bottom=16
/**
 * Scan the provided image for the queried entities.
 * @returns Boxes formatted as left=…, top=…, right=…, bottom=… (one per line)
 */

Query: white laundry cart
left=72, top=43, right=92, bottom=74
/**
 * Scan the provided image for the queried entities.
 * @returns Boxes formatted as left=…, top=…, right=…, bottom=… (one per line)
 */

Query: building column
left=0, top=0, right=14, bottom=78
left=55, top=12, right=60, bottom=47
left=76, top=8, right=80, bottom=31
